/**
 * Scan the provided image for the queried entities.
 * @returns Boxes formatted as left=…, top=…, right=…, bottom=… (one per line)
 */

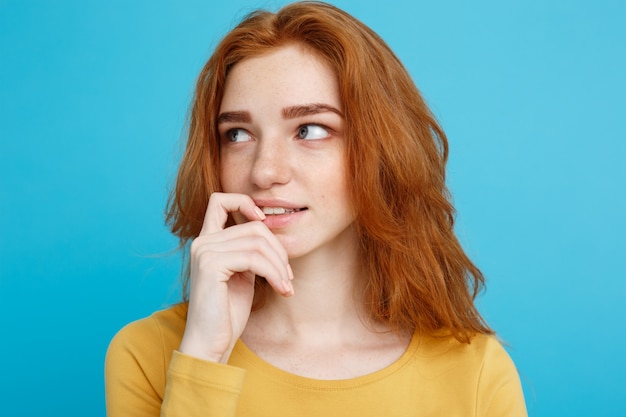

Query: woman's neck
left=240, top=241, right=412, bottom=379
left=244, top=228, right=377, bottom=344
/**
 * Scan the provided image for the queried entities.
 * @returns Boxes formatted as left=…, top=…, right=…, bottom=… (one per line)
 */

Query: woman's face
left=217, top=43, right=355, bottom=259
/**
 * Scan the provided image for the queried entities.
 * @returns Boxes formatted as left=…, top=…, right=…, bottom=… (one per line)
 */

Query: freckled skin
left=218, top=44, right=355, bottom=260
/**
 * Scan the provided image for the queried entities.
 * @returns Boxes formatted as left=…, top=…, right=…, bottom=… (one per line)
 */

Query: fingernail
left=287, top=264, right=294, bottom=281
left=282, top=279, right=294, bottom=296
left=254, top=206, right=266, bottom=220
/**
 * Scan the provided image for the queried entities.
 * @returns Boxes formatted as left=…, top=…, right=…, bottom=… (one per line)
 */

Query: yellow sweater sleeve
left=162, top=352, right=246, bottom=417
left=105, top=308, right=246, bottom=417
left=476, top=337, right=527, bottom=417
left=105, top=316, right=167, bottom=417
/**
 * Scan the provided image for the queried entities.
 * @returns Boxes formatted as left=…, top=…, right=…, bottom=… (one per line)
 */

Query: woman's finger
left=199, top=192, right=265, bottom=236
left=192, top=234, right=293, bottom=295
left=199, top=220, right=289, bottom=268
left=203, top=249, right=292, bottom=296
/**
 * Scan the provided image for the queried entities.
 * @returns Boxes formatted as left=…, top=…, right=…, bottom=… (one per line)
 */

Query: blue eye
left=297, top=124, right=329, bottom=140
left=227, top=128, right=252, bottom=142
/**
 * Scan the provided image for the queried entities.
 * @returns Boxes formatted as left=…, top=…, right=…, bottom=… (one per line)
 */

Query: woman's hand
left=178, top=192, right=293, bottom=363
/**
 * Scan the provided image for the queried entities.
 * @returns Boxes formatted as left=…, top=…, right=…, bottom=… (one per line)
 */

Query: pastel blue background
left=1, top=0, right=624, bottom=415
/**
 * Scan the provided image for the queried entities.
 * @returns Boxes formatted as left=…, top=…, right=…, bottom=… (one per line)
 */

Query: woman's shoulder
left=407, top=332, right=526, bottom=415
left=412, top=332, right=520, bottom=379
left=107, top=303, right=188, bottom=360
left=105, top=304, right=190, bottom=409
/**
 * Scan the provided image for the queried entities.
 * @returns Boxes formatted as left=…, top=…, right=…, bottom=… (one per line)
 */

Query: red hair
left=166, top=1, right=492, bottom=342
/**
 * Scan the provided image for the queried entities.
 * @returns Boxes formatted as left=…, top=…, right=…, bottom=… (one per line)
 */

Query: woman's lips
left=259, top=207, right=307, bottom=228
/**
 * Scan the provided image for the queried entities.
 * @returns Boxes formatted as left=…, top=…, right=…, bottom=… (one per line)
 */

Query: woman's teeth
left=261, top=207, right=302, bottom=215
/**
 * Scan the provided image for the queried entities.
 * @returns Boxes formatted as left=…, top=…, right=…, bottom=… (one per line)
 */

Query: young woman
left=105, top=2, right=527, bottom=416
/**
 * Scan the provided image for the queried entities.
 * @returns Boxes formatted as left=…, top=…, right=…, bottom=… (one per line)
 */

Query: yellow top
left=105, top=303, right=527, bottom=417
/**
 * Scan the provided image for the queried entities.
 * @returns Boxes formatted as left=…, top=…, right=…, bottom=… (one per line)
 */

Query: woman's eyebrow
left=217, top=111, right=251, bottom=124
left=282, top=103, right=344, bottom=119
left=217, top=104, right=343, bottom=124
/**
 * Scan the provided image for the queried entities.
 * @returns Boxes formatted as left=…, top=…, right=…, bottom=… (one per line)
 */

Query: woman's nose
left=250, top=138, right=292, bottom=189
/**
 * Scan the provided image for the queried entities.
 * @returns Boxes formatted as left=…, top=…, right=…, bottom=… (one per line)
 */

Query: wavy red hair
left=166, top=1, right=492, bottom=342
